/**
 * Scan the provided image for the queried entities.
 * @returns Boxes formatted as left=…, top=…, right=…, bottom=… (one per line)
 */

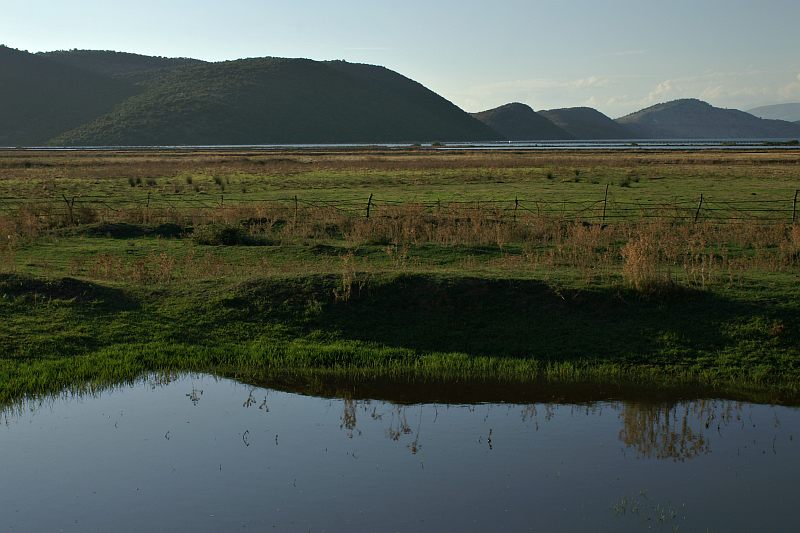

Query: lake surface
left=6, top=139, right=800, bottom=151
left=2, top=374, right=798, bottom=532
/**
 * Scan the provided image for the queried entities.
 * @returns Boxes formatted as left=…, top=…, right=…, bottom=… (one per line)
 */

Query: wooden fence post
left=61, top=194, right=75, bottom=225
left=294, top=195, right=298, bottom=227
left=366, top=193, right=373, bottom=218
left=146, top=191, right=151, bottom=224
left=694, top=193, right=704, bottom=223
left=513, top=196, right=519, bottom=223
left=602, top=184, right=609, bottom=223
left=793, top=189, right=798, bottom=224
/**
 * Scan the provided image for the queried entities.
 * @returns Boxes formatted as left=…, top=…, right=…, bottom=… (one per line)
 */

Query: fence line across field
left=0, top=189, right=798, bottom=224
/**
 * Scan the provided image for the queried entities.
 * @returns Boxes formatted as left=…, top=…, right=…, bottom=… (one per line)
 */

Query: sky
left=3, top=0, right=800, bottom=117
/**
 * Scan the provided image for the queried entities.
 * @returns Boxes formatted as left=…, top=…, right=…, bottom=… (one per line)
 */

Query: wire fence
left=0, top=187, right=798, bottom=225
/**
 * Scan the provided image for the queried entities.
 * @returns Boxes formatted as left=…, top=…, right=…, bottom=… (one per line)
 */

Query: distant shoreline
left=2, top=139, right=800, bottom=153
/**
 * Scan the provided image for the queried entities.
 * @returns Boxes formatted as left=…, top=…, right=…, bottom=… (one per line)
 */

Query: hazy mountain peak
left=471, top=103, right=573, bottom=140
left=538, top=107, right=632, bottom=140
left=748, top=102, right=800, bottom=122
left=616, top=98, right=800, bottom=139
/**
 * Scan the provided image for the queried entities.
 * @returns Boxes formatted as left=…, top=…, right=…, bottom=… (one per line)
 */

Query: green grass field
left=2, top=149, right=800, bottom=407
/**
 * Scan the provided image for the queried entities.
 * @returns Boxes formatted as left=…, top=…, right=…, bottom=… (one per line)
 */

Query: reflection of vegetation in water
left=338, top=399, right=424, bottom=454
left=331, top=397, right=750, bottom=461
left=611, top=490, right=685, bottom=530
left=618, top=400, right=741, bottom=461
left=340, top=398, right=358, bottom=437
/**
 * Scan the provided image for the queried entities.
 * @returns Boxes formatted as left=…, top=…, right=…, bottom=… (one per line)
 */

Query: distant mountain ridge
left=538, top=107, right=631, bottom=140
left=471, top=103, right=573, bottom=140
left=38, top=49, right=205, bottom=82
left=1, top=47, right=499, bottom=146
left=747, top=103, right=800, bottom=123
left=2, top=46, right=800, bottom=145
left=0, top=46, right=139, bottom=146
left=616, top=99, right=800, bottom=139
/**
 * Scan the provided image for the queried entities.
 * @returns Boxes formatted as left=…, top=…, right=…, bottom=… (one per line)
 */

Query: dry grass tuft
left=621, top=230, right=672, bottom=292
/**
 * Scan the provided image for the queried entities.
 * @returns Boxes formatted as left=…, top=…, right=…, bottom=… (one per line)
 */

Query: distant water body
left=5, top=139, right=800, bottom=151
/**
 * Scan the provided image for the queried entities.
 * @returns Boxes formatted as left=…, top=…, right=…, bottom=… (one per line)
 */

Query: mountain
left=747, top=103, right=800, bottom=123
left=0, top=47, right=500, bottom=146
left=616, top=99, right=800, bottom=139
left=53, top=57, right=500, bottom=146
left=0, top=46, right=139, bottom=146
left=537, top=107, right=632, bottom=139
left=39, top=49, right=204, bottom=83
left=470, top=103, right=573, bottom=140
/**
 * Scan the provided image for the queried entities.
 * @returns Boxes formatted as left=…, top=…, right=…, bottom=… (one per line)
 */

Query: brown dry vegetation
left=1, top=148, right=798, bottom=293
left=2, top=198, right=797, bottom=294
left=1, top=148, right=799, bottom=180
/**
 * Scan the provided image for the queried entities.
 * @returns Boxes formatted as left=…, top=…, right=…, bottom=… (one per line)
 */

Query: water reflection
left=325, top=395, right=749, bottom=462
left=1, top=374, right=798, bottom=532
left=620, top=401, right=715, bottom=461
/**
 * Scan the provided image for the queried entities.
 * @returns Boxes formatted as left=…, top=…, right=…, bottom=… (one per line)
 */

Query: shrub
left=192, top=223, right=272, bottom=246
left=621, top=232, right=672, bottom=293
left=192, top=223, right=246, bottom=245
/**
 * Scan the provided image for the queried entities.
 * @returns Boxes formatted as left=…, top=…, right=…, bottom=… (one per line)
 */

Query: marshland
left=1, top=148, right=799, bottom=405
left=2, top=147, right=800, bottom=531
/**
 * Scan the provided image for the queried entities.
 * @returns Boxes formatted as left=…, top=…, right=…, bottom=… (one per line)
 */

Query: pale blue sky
left=3, top=0, right=799, bottom=117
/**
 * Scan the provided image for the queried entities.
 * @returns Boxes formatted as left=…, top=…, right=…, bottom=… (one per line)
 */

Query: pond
left=2, top=374, right=797, bottom=532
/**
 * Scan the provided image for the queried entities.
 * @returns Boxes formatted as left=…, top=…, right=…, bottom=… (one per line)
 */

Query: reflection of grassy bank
left=2, top=272, right=799, bottom=407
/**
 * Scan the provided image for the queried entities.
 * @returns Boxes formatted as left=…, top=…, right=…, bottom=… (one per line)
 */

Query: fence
left=0, top=188, right=798, bottom=226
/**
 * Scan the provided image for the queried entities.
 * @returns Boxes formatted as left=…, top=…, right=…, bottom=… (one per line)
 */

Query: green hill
left=538, top=107, right=632, bottom=139
left=617, top=99, right=800, bottom=139
left=0, top=46, right=139, bottom=146
left=39, top=49, right=205, bottom=84
left=2, top=48, right=499, bottom=146
left=471, top=103, right=573, bottom=140
left=53, top=57, right=500, bottom=146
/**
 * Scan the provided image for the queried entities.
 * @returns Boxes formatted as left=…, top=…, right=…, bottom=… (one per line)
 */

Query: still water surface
left=12, top=139, right=800, bottom=151
left=2, top=374, right=798, bottom=532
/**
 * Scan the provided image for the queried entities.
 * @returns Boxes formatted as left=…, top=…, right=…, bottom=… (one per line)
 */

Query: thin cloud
left=344, top=47, right=393, bottom=51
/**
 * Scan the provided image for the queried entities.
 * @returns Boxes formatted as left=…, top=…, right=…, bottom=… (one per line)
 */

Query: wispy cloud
left=344, top=46, right=393, bottom=51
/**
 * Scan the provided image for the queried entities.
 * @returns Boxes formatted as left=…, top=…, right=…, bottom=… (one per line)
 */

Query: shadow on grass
left=303, top=275, right=794, bottom=363
left=0, top=273, right=139, bottom=311
left=74, top=222, right=185, bottom=239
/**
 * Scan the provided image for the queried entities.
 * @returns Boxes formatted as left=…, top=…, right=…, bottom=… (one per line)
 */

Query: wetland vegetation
left=1, top=148, right=799, bottom=407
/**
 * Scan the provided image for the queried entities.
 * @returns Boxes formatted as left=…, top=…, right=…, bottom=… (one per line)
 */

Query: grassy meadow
left=1, top=148, right=800, bottom=406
